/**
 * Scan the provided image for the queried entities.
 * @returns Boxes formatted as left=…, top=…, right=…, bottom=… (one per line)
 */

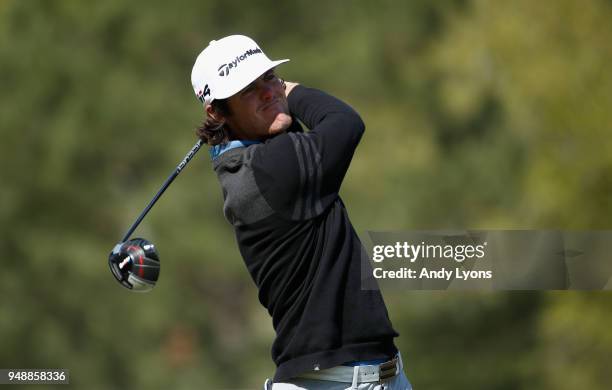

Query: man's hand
left=284, top=81, right=299, bottom=97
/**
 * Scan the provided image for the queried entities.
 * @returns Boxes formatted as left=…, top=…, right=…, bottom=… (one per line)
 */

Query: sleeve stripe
left=313, top=139, right=323, bottom=215
left=298, top=135, right=312, bottom=218
left=288, top=133, right=324, bottom=219
left=300, top=135, right=314, bottom=217
left=288, top=133, right=306, bottom=219
left=303, top=136, right=323, bottom=216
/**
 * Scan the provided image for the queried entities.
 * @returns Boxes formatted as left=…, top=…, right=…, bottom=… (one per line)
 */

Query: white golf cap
left=191, top=35, right=289, bottom=106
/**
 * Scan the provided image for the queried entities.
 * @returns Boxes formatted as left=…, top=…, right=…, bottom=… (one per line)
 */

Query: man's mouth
left=260, top=99, right=279, bottom=112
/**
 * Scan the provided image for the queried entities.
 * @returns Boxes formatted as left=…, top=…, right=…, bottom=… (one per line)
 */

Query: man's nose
left=259, top=83, right=274, bottom=101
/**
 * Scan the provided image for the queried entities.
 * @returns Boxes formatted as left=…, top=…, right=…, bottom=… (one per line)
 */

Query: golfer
left=191, top=35, right=412, bottom=390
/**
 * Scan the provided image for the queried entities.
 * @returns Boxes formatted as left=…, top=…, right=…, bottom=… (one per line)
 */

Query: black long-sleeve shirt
left=212, top=85, right=398, bottom=382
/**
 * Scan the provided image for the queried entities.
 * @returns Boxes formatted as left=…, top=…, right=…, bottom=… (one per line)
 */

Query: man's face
left=221, top=69, right=292, bottom=141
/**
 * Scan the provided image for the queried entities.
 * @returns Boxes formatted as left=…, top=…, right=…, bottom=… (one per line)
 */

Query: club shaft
left=121, top=139, right=204, bottom=243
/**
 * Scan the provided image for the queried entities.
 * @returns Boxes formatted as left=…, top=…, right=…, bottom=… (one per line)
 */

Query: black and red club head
left=108, top=238, right=160, bottom=292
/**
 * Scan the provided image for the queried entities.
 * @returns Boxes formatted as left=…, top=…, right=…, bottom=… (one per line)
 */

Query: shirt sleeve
left=252, top=85, right=365, bottom=220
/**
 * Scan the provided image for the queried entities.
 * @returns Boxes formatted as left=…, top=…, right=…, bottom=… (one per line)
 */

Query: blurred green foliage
left=1, top=0, right=611, bottom=389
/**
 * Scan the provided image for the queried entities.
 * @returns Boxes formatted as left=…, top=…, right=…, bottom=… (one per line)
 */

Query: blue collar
left=209, top=140, right=261, bottom=160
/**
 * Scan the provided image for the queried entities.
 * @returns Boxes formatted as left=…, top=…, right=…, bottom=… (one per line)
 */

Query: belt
left=297, top=353, right=402, bottom=386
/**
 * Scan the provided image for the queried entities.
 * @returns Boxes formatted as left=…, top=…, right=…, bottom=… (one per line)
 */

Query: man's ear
left=205, top=104, right=223, bottom=123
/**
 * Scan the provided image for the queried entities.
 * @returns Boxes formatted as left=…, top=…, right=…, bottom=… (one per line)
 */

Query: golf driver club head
left=108, top=238, right=160, bottom=292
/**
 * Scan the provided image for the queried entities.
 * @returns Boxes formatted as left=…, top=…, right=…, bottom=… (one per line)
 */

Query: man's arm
left=287, top=83, right=365, bottom=191
left=253, top=84, right=365, bottom=220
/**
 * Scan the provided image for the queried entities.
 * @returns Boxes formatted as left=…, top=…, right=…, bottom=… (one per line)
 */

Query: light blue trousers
left=265, top=370, right=412, bottom=390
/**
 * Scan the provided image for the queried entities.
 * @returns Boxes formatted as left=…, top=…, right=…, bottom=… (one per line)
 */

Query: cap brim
left=214, top=58, right=290, bottom=100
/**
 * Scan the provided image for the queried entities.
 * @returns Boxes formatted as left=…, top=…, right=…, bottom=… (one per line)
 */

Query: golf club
left=108, top=139, right=204, bottom=292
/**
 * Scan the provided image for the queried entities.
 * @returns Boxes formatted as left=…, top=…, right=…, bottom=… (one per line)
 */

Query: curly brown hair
left=195, top=99, right=232, bottom=146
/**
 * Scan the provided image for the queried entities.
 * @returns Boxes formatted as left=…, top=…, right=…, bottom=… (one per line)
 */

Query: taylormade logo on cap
left=191, top=34, right=289, bottom=106
left=217, top=47, right=263, bottom=77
